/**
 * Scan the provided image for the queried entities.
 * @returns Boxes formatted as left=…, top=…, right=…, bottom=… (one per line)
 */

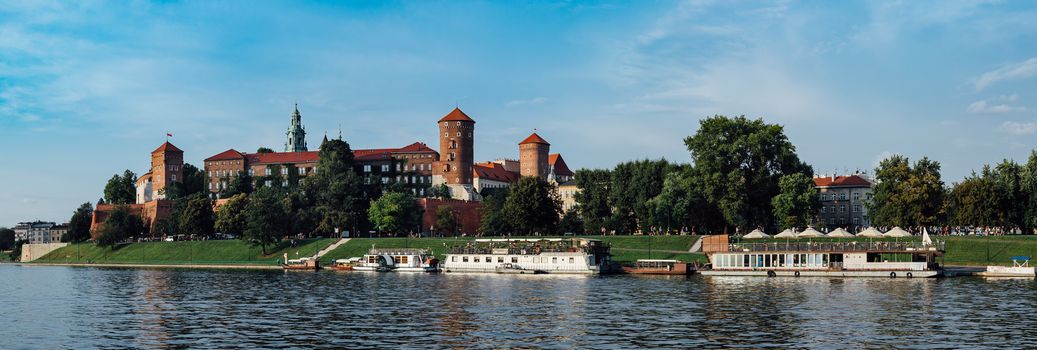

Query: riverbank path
left=316, top=238, right=350, bottom=259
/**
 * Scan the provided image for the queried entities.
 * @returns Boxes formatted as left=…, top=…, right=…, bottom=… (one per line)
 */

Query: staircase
left=689, top=236, right=704, bottom=253
left=316, top=238, right=350, bottom=259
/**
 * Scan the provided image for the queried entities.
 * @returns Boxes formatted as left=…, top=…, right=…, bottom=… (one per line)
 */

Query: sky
left=2, top=0, right=1037, bottom=226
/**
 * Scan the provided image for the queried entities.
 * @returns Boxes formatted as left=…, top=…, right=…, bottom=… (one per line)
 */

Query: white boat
left=698, top=234, right=944, bottom=278
left=354, top=248, right=439, bottom=272
left=442, top=238, right=614, bottom=275
left=977, top=256, right=1035, bottom=278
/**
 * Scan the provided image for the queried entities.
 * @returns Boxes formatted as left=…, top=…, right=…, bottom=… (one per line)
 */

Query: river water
left=3, top=264, right=1037, bottom=349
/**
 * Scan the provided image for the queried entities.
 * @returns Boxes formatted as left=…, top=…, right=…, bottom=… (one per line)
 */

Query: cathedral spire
left=285, top=104, right=307, bottom=152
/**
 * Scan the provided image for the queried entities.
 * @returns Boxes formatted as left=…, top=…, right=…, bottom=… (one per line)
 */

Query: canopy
left=857, top=227, right=884, bottom=238
left=743, top=229, right=771, bottom=239
left=884, top=226, right=913, bottom=237
left=827, top=227, right=854, bottom=238
left=922, top=227, right=933, bottom=245
left=774, top=228, right=798, bottom=238
left=797, top=227, right=823, bottom=238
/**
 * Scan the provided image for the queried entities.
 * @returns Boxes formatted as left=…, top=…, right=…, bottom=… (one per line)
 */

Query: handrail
left=705, top=241, right=945, bottom=253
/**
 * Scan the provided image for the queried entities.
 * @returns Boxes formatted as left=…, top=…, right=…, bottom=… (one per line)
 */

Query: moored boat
left=354, top=248, right=439, bottom=272
left=698, top=234, right=944, bottom=278
left=977, top=256, right=1035, bottom=278
left=282, top=257, right=321, bottom=271
left=330, top=257, right=361, bottom=271
left=442, top=238, right=614, bottom=275
left=622, top=259, right=692, bottom=275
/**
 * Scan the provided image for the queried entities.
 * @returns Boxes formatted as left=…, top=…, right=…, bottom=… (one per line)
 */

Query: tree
left=215, top=194, right=249, bottom=237
left=64, top=202, right=94, bottom=243
left=503, top=177, right=562, bottom=235
left=103, top=170, right=137, bottom=204
left=478, top=189, right=511, bottom=235
left=303, top=139, right=364, bottom=235
left=178, top=194, right=215, bottom=238
left=609, top=159, right=672, bottom=233
left=558, top=209, right=584, bottom=235
left=367, top=191, right=422, bottom=236
left=771, top=173, right=819, bottom=230
left=220, top=172, right=254, bottom=197
left=574, top=169, right=612, bottom=234
left=1022, top=150, right=1037, bottom=231
left=947, top=172, right=998, bottom=226
left=649, top=167, right=725, bottom=235
left=0, top=227, right=14, bottom=251
left=684, top=116, right=811, bottom=233
left=256, top=147, right=274, bottom=154
left=431, top=184, right=452, bottom=199
left=992, top=159, right=1024, bottom=228
left=436, top=206, right=459, bottom=236
left=243, top=187, right=286, bottom=254
left=163, top=163, right=207, bottom=199
left=869, top=155, right=945, bottom=227
left=96, top=205, right=144, bottom=248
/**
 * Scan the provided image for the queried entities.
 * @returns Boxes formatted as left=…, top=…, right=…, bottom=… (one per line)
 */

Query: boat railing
left=718, top=241, right=945, bottom=253
left=369, top=248, right=430, bottom=255
left=447, top=246, right=590, bottom=255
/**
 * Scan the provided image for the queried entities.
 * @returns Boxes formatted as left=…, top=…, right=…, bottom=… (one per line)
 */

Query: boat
left=442, top=238, right=614, bottom=275
left=977, top=256, right=1035, bottom=278
left=354, top=248, right=439, bottom=272
left=494, top=263, right=546, bottom=274
left=698, top=234, right=944, bottom=278
left=622, top=259, right=692, bottom=275
left=282, top=257, right=321, bottom=271
left=330, top=257, right=361, bottom=271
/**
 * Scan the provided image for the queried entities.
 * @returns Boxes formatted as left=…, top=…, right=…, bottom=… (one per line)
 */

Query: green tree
left=947, top=172, right=999, bottom=226
left=243, top=187, right=286, bottom=254
left=103, top=170, right=137, bottom=204
left=992, top=159, right=1024, bottom=228
left=220, top=172, right=254, bottom=197
left=648, top=167, right=726, bottom=235
left=1022, top=150, right=1037, bottom=231
left=574, top=169, right=612, bottom=234
left=215, top=193, right=249, bottom=237
left=64, top=202, right=94, bottom=243
left=558, top=209, right=584, bottom=235
left=431, top=184, right=452, bottom=199
left=163, top=163, right=207, bottom=199
left=771, top=173, right=819, bottom=230
left=869, top=155, right=945, bottom=227
left=436, top=206, right=459, bottom=235
left=684, top=115, right=811, bottom=232
left=96, top=205, right=144, bottom=248
left=304, top=139, right=364, bottom=235
left=178, top=194, right=215, bottom=238
left=503, top=177, right=562, bottom=235
left=478, top=189, right=511, bottom=235
left=256, top=147, right=274, bottom=153
left=367, top=191, right=422, bottom=236
left=609, top=159, right=673, bottom=233
left=0, top=227, right=14, bottom=251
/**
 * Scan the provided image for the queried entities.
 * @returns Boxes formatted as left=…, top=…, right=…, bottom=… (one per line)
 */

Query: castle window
left=444, top=133, right=448, bottom=137
left=456, top=132, right=461, bottom=137
left=363, top=165, right=371, bottom=173
left=299, top=167, right=306, bottom=175
left=445, top=164, right=451, bottom=172
left=456, top=121, right=461, bottom=126
left=248, top=169, right=255, bottom=176
left=381, top=164, right=390, bottom=172
left=281, top=168, right=288, bottom=175
left=396, top=163, right=401, bottom=171
left=265, top=180, right=272, bottom=187
left=265, top=168, right=272, bottom=176
left=381, top=177, right=389, bottom=184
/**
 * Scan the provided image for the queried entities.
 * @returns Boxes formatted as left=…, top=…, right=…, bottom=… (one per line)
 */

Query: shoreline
left=20, top=262, right=282, bottom=270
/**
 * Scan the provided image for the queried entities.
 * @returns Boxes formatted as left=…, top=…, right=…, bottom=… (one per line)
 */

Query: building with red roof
left=813, top=173, right=873, bottom=229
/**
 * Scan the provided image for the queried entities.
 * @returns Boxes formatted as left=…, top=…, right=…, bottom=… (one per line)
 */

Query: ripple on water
left=3, top=265, right=1037, bottom=349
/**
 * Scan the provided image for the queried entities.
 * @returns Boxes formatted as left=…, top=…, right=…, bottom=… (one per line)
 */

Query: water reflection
left=3, top=265, right=1037, bottom=348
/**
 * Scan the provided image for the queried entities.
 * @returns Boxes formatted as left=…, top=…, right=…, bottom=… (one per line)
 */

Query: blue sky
left=2, top=1, right=1037, bottom=226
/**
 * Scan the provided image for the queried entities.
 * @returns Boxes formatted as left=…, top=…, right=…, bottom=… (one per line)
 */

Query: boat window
left=452, top=256, right=456, bottom=262
left=779, top=254, right=786, bottom=267
left=552, top=257, right=558, bottom=264
left=569, top=257, right=574, bottom=264
left=486, top=257, right=492, bottom=263
left=743, top=254, right=750, bottom=268
left=474, top=257, right=480, bottom=263
left=368, top=256, right=376, bottom=264
left=498, top=257, right=504, bottom=263
left=463, top=256, right=469, bottom=262
left=511, top=257, right=518, bottom=263
left=401, top=256, right=408, bottom=264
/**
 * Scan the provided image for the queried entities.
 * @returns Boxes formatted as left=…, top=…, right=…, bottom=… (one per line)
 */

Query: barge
left=442, top=238, right=613, bottom=275
left=699, top=235, right=944, bottom=278
left=354, top=248, right=439, bottom=272
left=622, top=259, right=693, bottom=275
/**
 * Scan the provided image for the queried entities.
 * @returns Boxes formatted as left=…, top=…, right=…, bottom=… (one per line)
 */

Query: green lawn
left=321, top=235, right=704, bottom=265
left=941, top=236, right=1037, bottom=266
left=34, top=238, right=338, bottom=266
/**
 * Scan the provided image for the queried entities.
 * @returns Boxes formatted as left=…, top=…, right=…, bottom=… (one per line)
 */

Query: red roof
left=153, top=142, right=183, bottom=153
left=813, top=175, right=871, bottom=188
left=353, top=148, right=397, bottom=161
left=205, top=149, right=245, bottom=161
left=246, top=151, right=320, bottom=164
left=394, top=142, right=437, bottom=154
left=548, top=154, right=573, bottom=177
left=519, top=133, right=550, bottom=145
left=473, top=162, right=520, bottom=183
left=439, top=108, right=475, bottom=123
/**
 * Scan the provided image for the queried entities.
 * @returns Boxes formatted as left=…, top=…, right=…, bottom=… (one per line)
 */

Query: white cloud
left=1000, top=121, right=1037, bottom=135
left=505, top=97, right=548, bottom=107
left=976, top=57, right=1037, bottom=90
left=967, top=100, right=1026, bottom=114
left=1001, top=93, right=1020, bottom=102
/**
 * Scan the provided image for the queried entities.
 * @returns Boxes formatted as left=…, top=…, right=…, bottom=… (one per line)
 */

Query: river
left=2, top=264, right=1036, bottom=349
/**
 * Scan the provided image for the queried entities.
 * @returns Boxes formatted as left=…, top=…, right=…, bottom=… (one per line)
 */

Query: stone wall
left=20, top=243, right=69, bottom=262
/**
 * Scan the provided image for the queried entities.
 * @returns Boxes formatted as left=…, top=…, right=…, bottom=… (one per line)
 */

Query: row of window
left=818, top=192, right=873, bottom=201
left=451, top=256, right=578, bottom=264
left=820, top=204, right=862, bottom=213
left=396, top=163, right=431, bottom=172
left=715, top=253, right=829, bottom=268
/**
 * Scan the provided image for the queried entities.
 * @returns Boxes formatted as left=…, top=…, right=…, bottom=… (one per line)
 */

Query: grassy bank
left=321, top=235, right=705, bottom=264
left=34, top=238, right=337, bottom=266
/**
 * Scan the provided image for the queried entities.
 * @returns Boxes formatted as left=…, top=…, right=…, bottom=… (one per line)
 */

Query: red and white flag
left=166, top=133, right=173, bottom=137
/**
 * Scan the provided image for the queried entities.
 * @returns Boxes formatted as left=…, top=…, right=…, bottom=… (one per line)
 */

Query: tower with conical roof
left=519, top=132, right=550, bottom=179
left=285, top=104, right=307, bottom=152
left=432, top=107, right=476, bottom=199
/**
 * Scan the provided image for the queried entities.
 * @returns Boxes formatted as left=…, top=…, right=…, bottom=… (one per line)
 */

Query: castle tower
left=285, top=104, right=307, bottom=152
left=432, top=108, right=476, bottom=199
left=151, top=142, right=184, bottom=200
left=519, top=133, right=550, bottom=179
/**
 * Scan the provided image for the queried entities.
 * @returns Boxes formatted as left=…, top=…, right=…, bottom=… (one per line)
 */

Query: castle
left=91, top=142, right=183, bottom=239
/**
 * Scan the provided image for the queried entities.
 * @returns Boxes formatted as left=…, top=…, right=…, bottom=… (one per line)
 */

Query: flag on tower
left=166, top=133, right=173, bottom=137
